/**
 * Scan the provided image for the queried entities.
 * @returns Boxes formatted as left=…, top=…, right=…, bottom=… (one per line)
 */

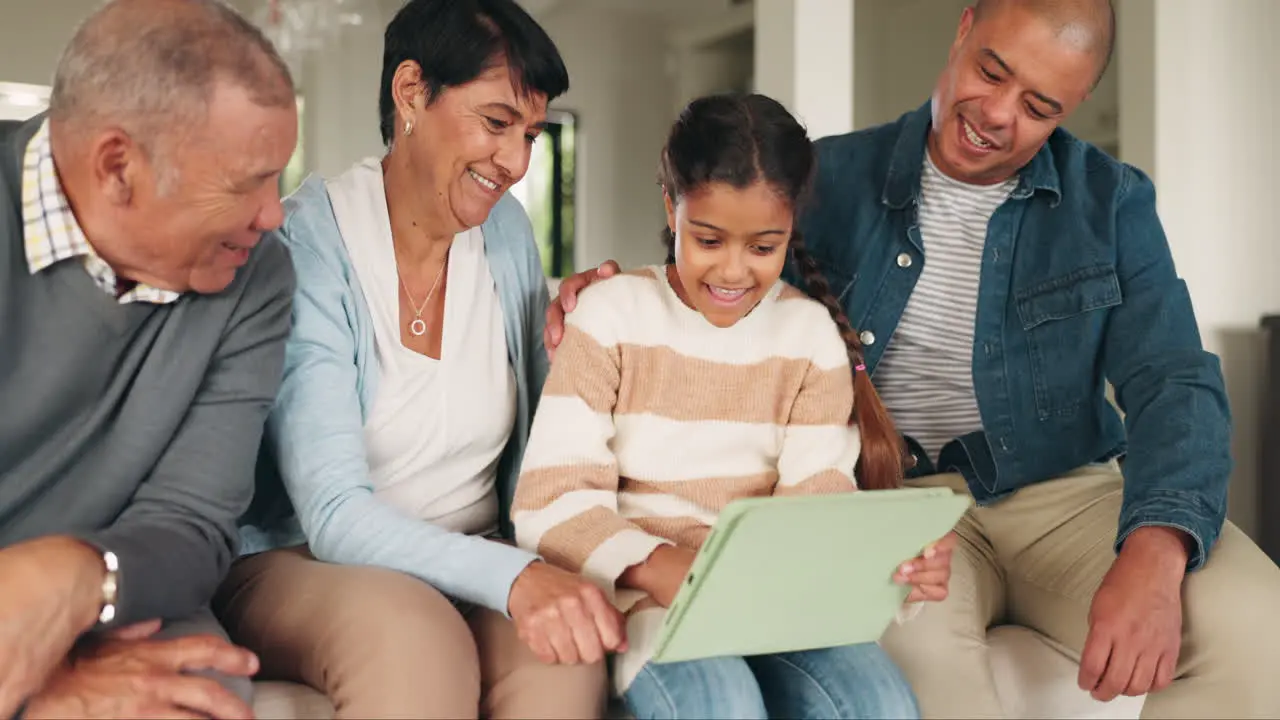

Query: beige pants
left=880, top=464, right=1280, bottom=719
left=212, top=547, right=608, bottom=719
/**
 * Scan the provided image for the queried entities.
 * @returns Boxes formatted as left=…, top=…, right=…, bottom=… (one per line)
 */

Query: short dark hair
left=378, top=0, right=570, bottom=145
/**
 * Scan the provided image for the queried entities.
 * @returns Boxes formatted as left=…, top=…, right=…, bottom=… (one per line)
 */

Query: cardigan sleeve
left=82, top=239, right=293, bottom=626
left=265, top=204, right=537, bottom=616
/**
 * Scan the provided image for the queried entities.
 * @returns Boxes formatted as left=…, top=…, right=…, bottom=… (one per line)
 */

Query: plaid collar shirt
left=22, top=120, right=181, bottom=305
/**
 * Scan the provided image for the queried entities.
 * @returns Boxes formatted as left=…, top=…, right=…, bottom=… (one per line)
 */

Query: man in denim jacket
left=548, top=0, right=1280, bottom=716
left=789, top=0, right=1280, bottom=716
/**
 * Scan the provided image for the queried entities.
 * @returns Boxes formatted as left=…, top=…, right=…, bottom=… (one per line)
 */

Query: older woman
left=216, top=1, right=623, bottom=717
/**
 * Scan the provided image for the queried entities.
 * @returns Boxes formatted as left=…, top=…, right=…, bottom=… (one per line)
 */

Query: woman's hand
left=893, top=531, right=958, bottom=602
left=619, top=545, right=697, bottom=609
left=507, top=561, right=627, bottom=665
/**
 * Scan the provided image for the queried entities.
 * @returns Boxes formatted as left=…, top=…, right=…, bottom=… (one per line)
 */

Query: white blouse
left=329, top=158, right=516, bottom=536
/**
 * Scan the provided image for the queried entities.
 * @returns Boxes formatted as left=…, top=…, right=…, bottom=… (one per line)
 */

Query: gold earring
left=404, top=119, right=414, bottom=137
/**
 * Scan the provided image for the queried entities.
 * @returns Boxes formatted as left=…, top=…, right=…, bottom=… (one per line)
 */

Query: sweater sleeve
left=81, top=240, right=294, bottom=626
left=266, top=216, right=536, bottom=616
left=774, top=311, right=860, bottom=497
left=512, top=290, right=669, bottom=592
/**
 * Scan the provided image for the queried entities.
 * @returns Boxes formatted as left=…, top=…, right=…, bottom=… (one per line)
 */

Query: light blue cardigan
left=238, top=173, right=551, bottom=615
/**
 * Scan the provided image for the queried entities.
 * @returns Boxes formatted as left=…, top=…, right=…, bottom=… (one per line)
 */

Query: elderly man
left=548, top=0, right=1280, bottom=717
left=0, top=0, right=298, bottom=718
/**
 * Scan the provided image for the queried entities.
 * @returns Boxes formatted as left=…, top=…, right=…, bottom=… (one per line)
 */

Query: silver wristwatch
left=98, top=550, right=119, bottom=624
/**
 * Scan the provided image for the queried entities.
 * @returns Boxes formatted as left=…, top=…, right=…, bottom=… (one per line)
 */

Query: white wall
left=669, top=28, right=753, bottom=118
left=534, top=0, right=674, bottom=271
left=753, top=0, right=855, bottom=139
left=295, top=9, right=390, bottom=178
left=1119, top=0, right=1280, bottom=538
left=0, top=0, right=101, bottom=87
left=852, top=0, right=1118, bottom=153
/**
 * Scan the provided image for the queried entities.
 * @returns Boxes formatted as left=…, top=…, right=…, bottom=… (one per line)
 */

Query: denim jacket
left=793, top=102, right=1231, bottom=570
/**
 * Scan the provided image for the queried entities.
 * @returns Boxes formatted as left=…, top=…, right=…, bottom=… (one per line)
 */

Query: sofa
left=249, top=624, right=1145, bottom=719
left=249, top=278, right=1147, bottom=719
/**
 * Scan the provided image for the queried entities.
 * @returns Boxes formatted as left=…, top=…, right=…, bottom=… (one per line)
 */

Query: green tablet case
left=649, top=486, right=971, bottom=664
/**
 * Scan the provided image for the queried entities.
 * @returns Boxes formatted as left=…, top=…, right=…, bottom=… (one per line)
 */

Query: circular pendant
left=410, top=318, right=427, bottom=336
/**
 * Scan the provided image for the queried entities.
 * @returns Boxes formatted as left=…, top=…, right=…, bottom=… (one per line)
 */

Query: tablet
left=649, top=486, right=971, bottom=664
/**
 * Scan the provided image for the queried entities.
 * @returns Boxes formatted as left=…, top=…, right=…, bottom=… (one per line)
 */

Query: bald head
left=49, top=0, right=294, bottom=162
left=973, top=0, right=1115, bottom=87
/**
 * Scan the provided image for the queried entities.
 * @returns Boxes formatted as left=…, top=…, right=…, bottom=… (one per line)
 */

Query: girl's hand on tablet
left=620, top=545, right=696, bottom=609
left=894, top=531, right=958, bottom=602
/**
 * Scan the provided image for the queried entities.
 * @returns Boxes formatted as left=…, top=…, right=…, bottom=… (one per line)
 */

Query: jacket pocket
left=1015, top=265, right=1121, bottom=418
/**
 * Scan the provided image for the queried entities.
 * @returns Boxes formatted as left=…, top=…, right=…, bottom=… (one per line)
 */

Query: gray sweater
left=0, top=116, right=295, bottom=625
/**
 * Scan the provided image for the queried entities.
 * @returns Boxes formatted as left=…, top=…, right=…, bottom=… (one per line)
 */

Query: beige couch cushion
left=253, top=681, right=332, bottom=720
left=987, top=626, right=1145, bottom=719
left=250, top=625, right=1145, bottom=720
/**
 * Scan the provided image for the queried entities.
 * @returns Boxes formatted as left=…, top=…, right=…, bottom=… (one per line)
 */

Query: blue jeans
left=623, top=642, right=918, bottom=719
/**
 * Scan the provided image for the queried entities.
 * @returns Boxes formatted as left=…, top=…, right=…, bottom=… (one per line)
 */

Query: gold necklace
left=397, top=255, right=446, bottom=337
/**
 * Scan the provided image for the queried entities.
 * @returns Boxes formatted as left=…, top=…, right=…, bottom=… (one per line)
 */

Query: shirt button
left=896, top=253, right=913, bottom=268
left=860, top=330, right=876, bottom=346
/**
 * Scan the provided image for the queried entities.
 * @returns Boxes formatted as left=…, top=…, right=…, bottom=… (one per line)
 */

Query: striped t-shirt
left=873, top=155, right=1017, bottom=463
left=512, top=265, right=863, bottom=692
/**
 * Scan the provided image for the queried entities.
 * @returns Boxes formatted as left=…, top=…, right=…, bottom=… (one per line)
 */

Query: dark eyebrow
left=979, top=49, right=1064, bottom=115
left=980, top=48, right=1014, bottom=76
left=479, top=102, right=547, bottom=130
left=690, top=219, right=787, bottom=237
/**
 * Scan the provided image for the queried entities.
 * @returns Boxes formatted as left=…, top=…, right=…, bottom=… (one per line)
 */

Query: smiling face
left=666, top=180, right=794, bottom=328
left=87, top=79, right=298, bottom=294
left=929, top=4, right=1100, bottom=185
left=394, top=61, right=547, bottom=234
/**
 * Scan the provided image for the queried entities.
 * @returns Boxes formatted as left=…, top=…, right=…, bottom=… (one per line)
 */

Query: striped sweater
left=512, top=265, right=862, bottom=692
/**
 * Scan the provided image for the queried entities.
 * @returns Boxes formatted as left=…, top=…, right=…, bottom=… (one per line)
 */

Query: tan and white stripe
left=515, top=263, right=860, bottom=576
left=564, top=267, right=852, bottom=370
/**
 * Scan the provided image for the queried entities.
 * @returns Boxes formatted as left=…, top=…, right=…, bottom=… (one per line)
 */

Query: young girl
left=512, top=94, right=943, bottom=719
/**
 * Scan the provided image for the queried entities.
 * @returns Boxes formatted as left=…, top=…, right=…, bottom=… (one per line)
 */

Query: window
left=0, top=82, right=50, bottom=122
left=281, top=96, right=306, bottom=196
left=510, top=110, right=577, bottom=278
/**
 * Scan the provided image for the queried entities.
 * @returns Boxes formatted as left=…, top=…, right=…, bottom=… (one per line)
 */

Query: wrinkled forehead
left=457, top=62, right=549, bottom=119
left=179, top=93, right=298, bottom=185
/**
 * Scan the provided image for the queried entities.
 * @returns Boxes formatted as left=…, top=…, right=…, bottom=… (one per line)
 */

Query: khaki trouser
left=880, top=463, right=1280, bottom=719
left=212, top=547, right=608, bottom=719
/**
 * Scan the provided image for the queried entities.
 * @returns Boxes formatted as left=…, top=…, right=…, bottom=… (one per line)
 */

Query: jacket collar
left=881, top=100, right=1062, bottom=210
